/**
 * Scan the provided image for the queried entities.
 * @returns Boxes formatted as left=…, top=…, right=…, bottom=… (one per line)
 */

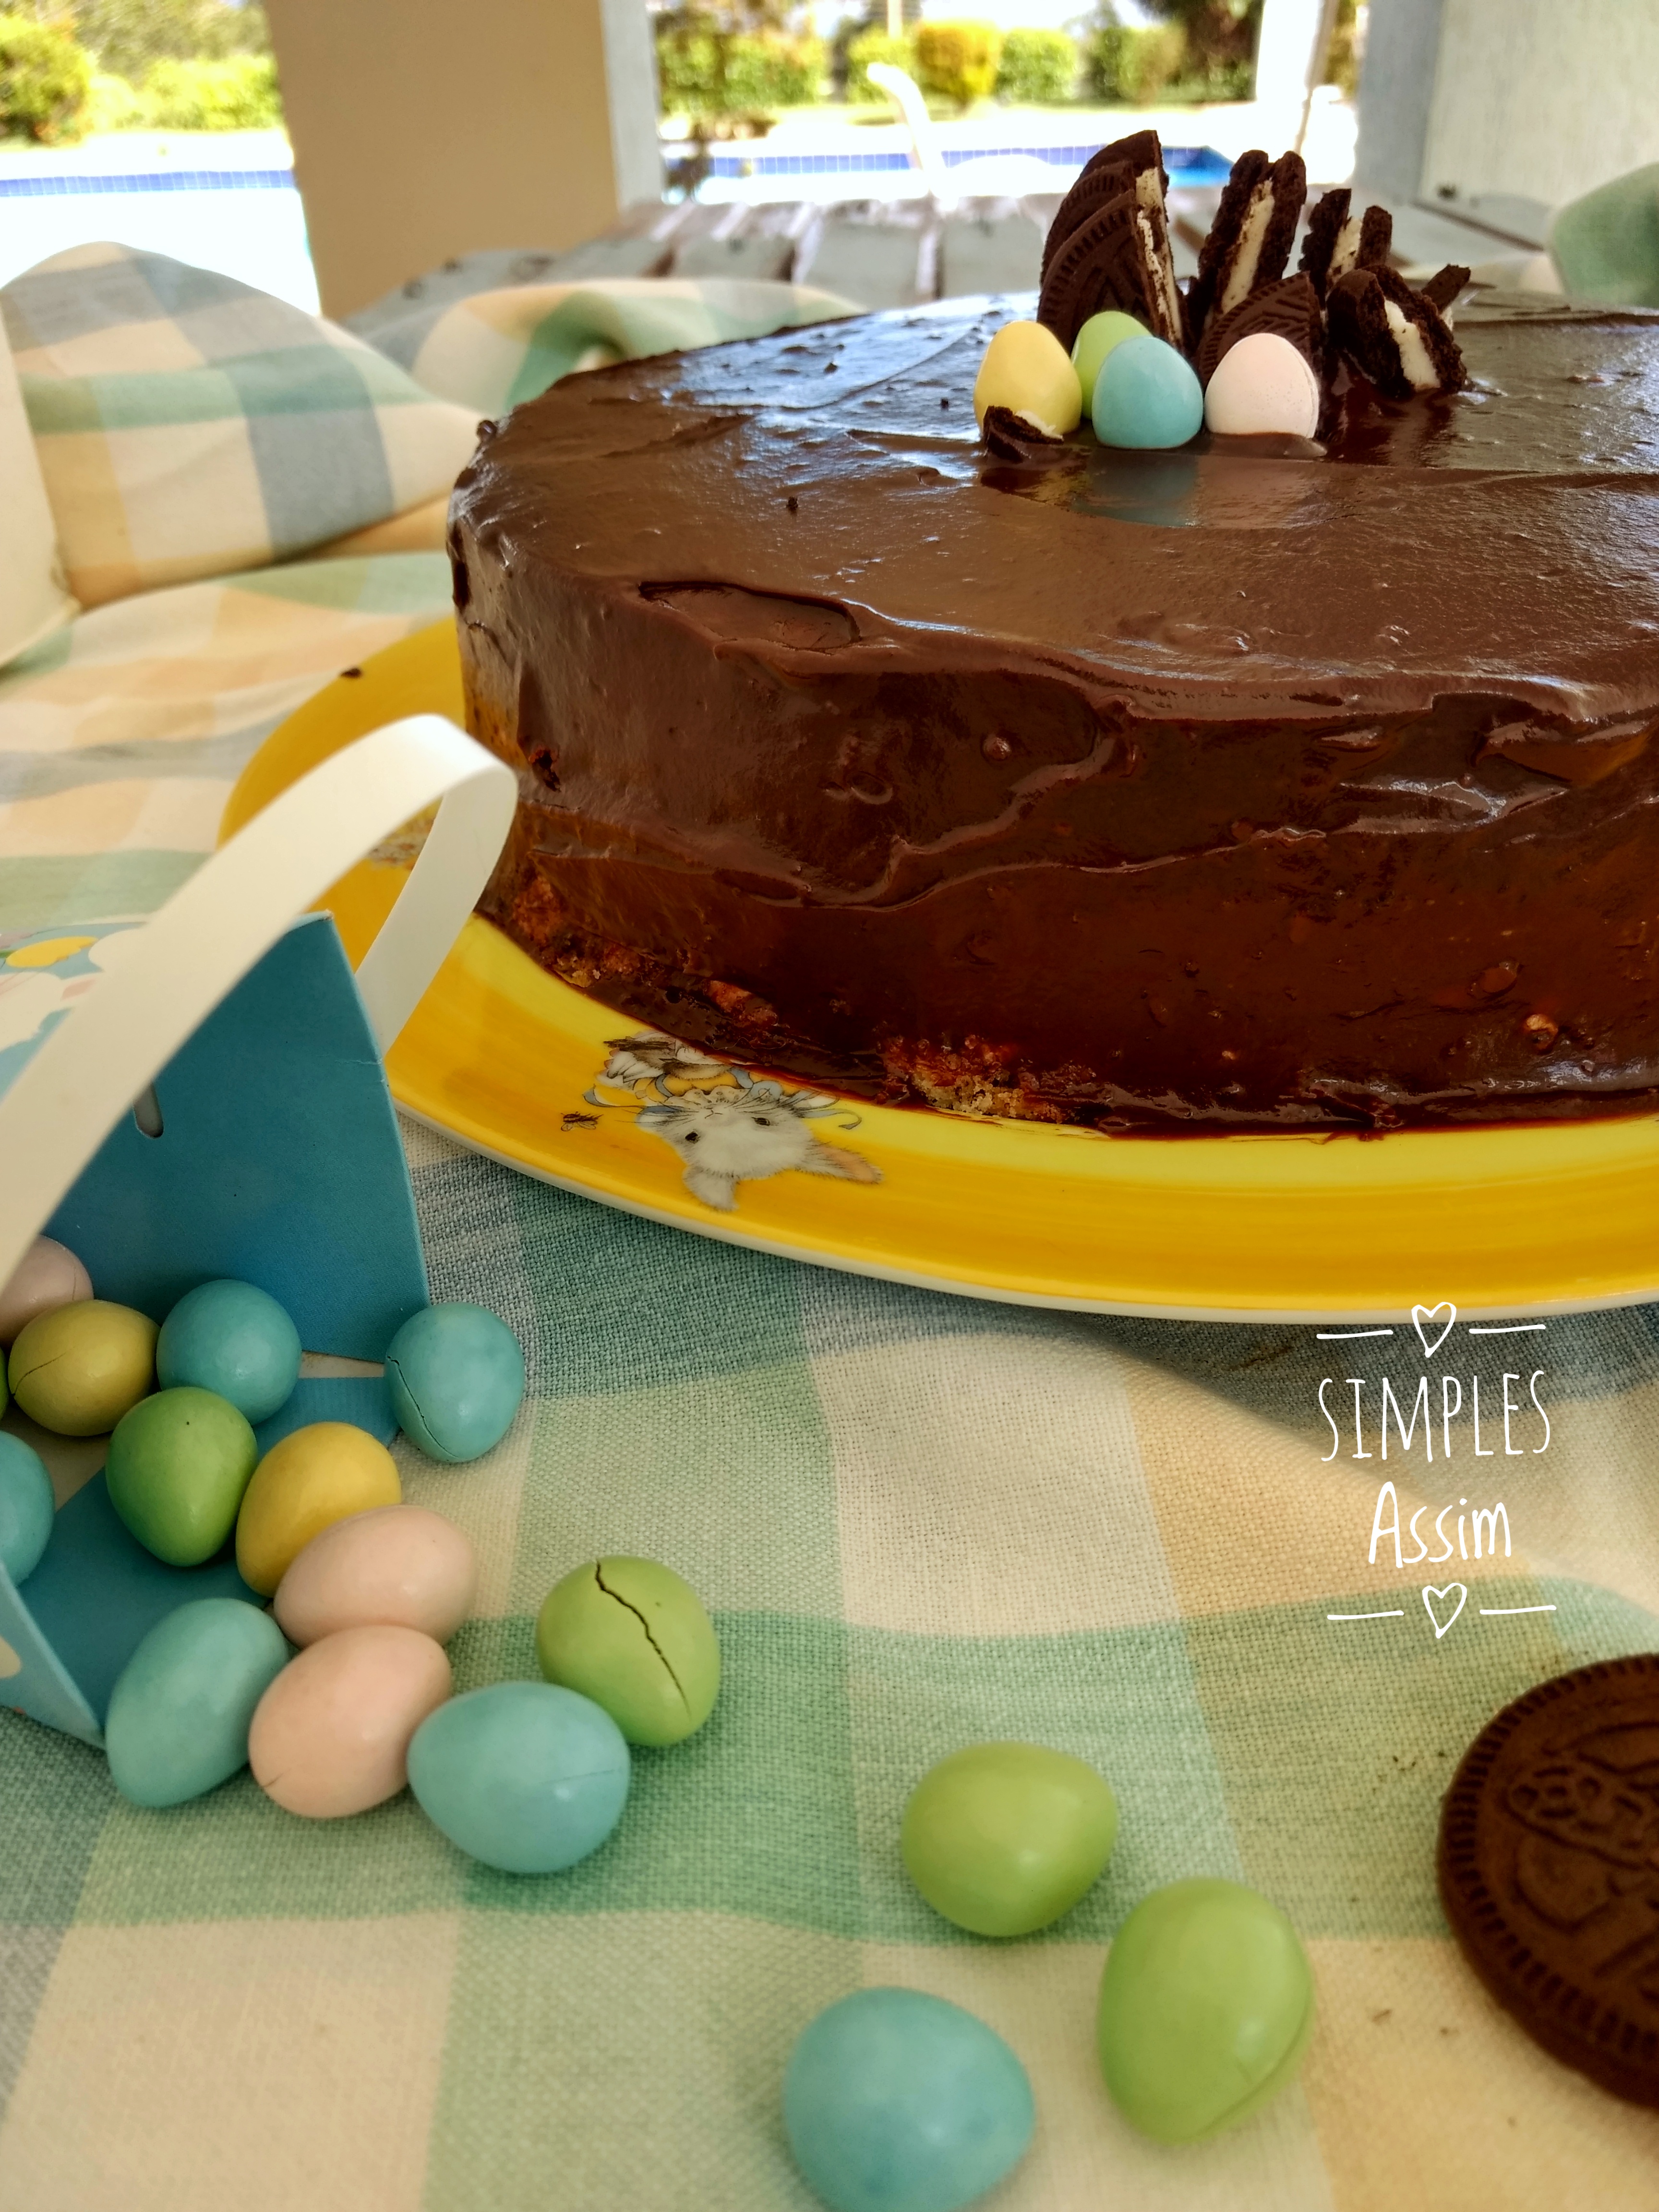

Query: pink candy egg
left=1202, top=331, right=1322, bottom=439
left=0, top=1238, right=93, bottom=1347
left=249, top=1624, right=451, bottom=1818
left=273, top=1503, right=477, bottom=1647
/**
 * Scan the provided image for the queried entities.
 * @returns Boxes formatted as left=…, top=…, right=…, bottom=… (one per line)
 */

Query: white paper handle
left=0, top=714, right=516, bottom=1294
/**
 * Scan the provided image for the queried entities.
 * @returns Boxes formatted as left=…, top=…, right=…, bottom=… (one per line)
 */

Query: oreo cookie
left=1186, top=149, right=1308, bottom=342
left=1041, top=128, right=1166, bottom=284
left=980, top=405, right=1064, bottom=461
left=1419, top=263, right=1473, bottom=315
left=1194, top=272, right=1324, bottom=387
left=1440, top=1656, right=1659, bottom=2108
left=1037, top=185, right=1183, bottom=354
left=1300, top=192, right=1393, bottom=299
left=1327, top=265, right=1466, bottom=397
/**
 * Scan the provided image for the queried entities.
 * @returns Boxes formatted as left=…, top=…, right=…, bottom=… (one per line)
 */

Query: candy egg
left=105, top=1598, right=289, bottom=1808
left=901, top=1742, right=1118, bottom=1937
left=0, top=1432, right=54, bottom=1586
left=235, top=1421, right=401, bottom=1596
left=535, top=1555, right=720, bottom=1746
left=1096, top=1877, right=1314, bottom=2141
left=1091, top=333, right=1203, bottom=450
left=7, top=1300, right=157, bottom=1436
left=784, top=1987, right=1034, bottom=2212
left=384, top=1302, right=525, bottom=1464
left=274, top=1504, right=477, bottom=1646
left=105, top=1386, right=257, bottom=1566
left=1203, top=331, right=1322, bottom=439
left=408, top=1681, right=629, bottom=1874
left=249, top=1623, right=451, bottom=1818
left=157, top=1279, right=301, bottom=1425
left=0, top=1236, right=92, bottom=1347
left=972, top=320, right=1082, bottom=439
left=1070, top=310, right=1146, bottom=409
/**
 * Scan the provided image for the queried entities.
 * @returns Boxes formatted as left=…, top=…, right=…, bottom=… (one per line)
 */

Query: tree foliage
left=913, top=20, right=1002, bottom=110
left=0, top=13, right=91, bottom=143
left=656, top=5, right=824, bottom=125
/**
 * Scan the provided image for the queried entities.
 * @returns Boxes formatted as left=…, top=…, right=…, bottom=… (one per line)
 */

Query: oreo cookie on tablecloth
left=1185, top=149, right=1307, bottom=342
left=1037, top=187, right=1183, bottom=353
left=1040, top=128, right=1166, bottom=284
left=1300, top=192, right=1393, bottom=299
left=1327, top=265, right=1466, bottom=397
left=1194, top=273, right=1324, bottom=387
left=1439, top=1655, right=1659, bottom=2110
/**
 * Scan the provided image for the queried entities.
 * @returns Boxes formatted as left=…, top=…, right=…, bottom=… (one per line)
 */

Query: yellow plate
left=222, top=622, right=1659, bottom=1322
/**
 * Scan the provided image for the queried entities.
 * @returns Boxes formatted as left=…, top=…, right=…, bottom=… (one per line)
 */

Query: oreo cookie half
left=1194, top=272, right=1324, bottom=387
left=1439, top=1656, right=1659, bottom=2108
left=1037, top=186, right=1183, bottom=354
left=1300, top=192, right=1393, bottom=298
left=1327, top=266, right=1466, bottom=397
left=1186, top=149, right=1308, bottom=341
left=1041, top=128, right=1166, bottom=283
left=1420, top=263, right=1473, bottom=315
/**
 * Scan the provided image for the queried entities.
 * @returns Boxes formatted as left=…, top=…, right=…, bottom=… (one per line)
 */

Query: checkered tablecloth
left=3, top=250, right=1659, bottom=2212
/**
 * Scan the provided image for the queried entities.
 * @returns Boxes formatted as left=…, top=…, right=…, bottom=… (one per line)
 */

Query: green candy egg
left=534, top=1556, right=720, bottom=1746
left=902, top=1741, right=1118, bottom=1937
left=105, top=1598, right=290, bottom=1807
left=1097, top=1877, right=1314, bottom=2141
left=105, top=1386, right=258, bottom=1566
left=1070, top=309, right=1147, bottom=408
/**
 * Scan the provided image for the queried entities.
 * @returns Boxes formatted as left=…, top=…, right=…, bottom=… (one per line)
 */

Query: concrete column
left=1352, top=0, right=1446, bottom=197
left=264, top=0, right=662, bottom=320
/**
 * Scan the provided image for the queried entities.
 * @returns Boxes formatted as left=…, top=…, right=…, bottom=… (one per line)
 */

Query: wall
left=264, top=0, right=662, bottom=321
left=1424, top=0, right=1659, bottom=206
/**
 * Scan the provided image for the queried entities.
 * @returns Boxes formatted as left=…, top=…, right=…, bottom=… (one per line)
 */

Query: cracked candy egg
left=385, top=1302, right=525, bottom=1463
left=534, top=1556, right=720, bottom=1747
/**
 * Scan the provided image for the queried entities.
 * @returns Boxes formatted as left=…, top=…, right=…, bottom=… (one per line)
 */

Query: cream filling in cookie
left=1136, top=206, right=1183, bottom=342
left=1218, top=183, right=1277, bottom=317
left=1384, top=298, right=1442, bottom=392
left=1328, top=215, right=1365, bottom=284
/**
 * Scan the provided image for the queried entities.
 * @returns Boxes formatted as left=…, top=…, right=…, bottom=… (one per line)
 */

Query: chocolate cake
left=448, top=290, right=1659, bottom=1134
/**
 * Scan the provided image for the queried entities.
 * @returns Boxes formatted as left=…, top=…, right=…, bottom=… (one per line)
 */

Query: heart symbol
left=1422, top=1584, right=1467, bottom=1639
left=1412, top=1302, right=1456, bottom=1358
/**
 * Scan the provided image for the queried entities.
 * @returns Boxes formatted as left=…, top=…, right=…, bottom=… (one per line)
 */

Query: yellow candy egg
left=235, top=1422, right=401, bottom=1597
left=7, top=1300, right=157, bottom=1436
left=972, top=321, right=1082, bottom=439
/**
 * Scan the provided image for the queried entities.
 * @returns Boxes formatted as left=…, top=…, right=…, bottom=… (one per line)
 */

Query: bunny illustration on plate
left=585, top=1032, right=882, bottom=1213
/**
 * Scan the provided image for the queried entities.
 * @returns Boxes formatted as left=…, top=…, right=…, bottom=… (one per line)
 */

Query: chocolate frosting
left=449, top=295, right=1659, bottom=1131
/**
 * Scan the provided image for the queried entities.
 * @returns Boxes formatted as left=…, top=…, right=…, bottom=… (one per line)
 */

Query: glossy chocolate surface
left=449, top=295, right=1659, bottom=1130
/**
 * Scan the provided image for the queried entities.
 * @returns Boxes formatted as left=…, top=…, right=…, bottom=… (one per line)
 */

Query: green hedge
left=843, top=26, right=913, bottom=103
left=657, top=16, right=825, bottom=120
left=995, top=27, right=1076, bottom=104
left=142, top=51, right=280, bottom=129
left=0, top=13, right=91, bottom=144
left=913, top=20, right=1002, bottom=110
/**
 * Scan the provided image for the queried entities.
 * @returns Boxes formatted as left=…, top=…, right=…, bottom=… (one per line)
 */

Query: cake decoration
left=1327, top=266, right=1467, bottom=398
left=1202, top=331, right=1322, bottom=438
left=1039, top=129, right=1184, bottom=353
left=1070, top=309, right=1147, bottom=408
left=1298, top=187, right=1393, bottom=299
left=1092, top=334, right=1204, bottom=449
left=985, top=137, right=1468, bottom=466
left=971, top=319, right=1082, bottom=441
left=1185, top=149, right=1309, bottom=345
left=1193, top=272, right=1324, bottom=387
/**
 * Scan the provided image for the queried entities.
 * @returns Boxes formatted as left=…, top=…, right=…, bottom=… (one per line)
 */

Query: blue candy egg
left=408, top=1681, right=628, bottom=1874
left=1091, top=334, right=1203, bottom=450
left=784, top=1987, right=1034, bottom=2212
left=105, top=1598, right=290, bottom=1807
left=157, top=1280, right=301, bottom=1425
left=385, top=1303, right=525, bottom=1464
left=0, top=1432, right=54, bottom=1586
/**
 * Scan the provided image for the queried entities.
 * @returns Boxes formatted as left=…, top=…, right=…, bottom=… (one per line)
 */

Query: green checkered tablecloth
left=4, top=246, right=1659, bottom=2212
